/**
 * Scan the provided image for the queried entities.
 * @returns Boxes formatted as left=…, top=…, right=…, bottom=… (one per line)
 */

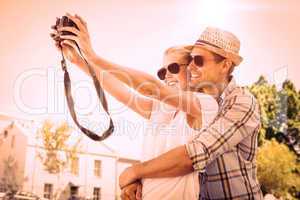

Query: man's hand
left=121, top=181, right=142, bottom=200
left=120, top=146, right=193, bottom=182
left=119, top=166, right=140, bottom=189
left=56, top=13, right=97, bottom=60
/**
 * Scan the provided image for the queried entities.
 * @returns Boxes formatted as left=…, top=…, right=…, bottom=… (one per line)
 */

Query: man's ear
left=222, top=59, right=233, bottom=73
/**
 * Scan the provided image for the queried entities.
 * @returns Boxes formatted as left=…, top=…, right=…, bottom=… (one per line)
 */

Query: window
left=4, top=130, right=8, bottom=138
left=0, top=183, right=6, bottom=192
left=94, top=160, right=102, bottom=177
left=44, top=183, right=53, bottom=199
left=93, top=187, right=101, bottom=200
left=71, top=157, right=79, bottom=175
left=70, top=186, right=79, bottom=197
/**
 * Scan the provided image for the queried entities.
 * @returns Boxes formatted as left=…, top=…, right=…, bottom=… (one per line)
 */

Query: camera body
left=53, top=16, right=79, bottom=42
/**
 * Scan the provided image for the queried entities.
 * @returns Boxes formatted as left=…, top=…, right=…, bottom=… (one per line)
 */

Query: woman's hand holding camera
left=50, top=32, right=82, bottom=65
left=50, top=13, right=97, bottom=63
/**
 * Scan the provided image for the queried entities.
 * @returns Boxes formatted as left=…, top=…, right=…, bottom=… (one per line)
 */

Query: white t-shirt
left=141, top=93, right=218, bottom=200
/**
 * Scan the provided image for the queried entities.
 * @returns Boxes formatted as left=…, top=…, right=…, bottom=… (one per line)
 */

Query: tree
left=37, top=120, right=81, bottom=200
left=38, top=121, right=68, bottom=173
left=279, top=80, right=300, bottom=155
left=249, top=77, right=300, bottom=199
left=248, top=76, right=280, bottom=145
left=0, top=155, right=25, bottom=197
left=257, top=139, right=300, bottom=199
left=248, top=77, right=300, bottom=154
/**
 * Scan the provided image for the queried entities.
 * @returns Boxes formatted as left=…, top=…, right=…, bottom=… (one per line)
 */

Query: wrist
left=86, top=50, right=98, bottom=62
left=132, top=163, right=143, bottom=179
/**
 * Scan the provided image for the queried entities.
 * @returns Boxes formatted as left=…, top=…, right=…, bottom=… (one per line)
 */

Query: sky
left=0, top=0, right=299, bottom=159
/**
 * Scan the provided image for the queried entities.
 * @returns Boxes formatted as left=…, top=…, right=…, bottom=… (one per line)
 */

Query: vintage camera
left=52, top=16, right=79, bottom=43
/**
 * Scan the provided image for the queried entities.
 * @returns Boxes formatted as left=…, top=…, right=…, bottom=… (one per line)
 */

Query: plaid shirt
left=186, top=78, right=263, bottom=200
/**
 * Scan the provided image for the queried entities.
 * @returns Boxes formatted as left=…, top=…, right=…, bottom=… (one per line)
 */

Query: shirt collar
left=219, top=77, right=237, bottom=104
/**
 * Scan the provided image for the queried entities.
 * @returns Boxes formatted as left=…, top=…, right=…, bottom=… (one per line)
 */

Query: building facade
left=0, top=120, right=138, bottom=200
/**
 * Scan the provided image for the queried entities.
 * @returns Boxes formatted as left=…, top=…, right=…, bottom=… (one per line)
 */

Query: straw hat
left=193, top=27, right=243, bottom=66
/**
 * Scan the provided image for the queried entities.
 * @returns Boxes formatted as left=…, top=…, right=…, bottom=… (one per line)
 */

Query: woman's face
left=164, top=64, right=188, bottom=90
left=161, top=54, right=190, bottom=90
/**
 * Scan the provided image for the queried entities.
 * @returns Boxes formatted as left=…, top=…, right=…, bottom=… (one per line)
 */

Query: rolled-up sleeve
left=185, top=94, right=260, bottom=172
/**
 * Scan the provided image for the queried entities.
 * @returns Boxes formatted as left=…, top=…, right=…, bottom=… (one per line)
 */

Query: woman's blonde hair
left=164, top=45, right=193, bottom=64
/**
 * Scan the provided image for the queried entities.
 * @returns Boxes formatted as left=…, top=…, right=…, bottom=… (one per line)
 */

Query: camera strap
left=60, top=47, right=114, bottom=141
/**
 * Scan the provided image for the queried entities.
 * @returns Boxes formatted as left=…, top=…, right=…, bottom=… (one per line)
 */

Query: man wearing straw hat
left=56, top=14, right=263, bottom=199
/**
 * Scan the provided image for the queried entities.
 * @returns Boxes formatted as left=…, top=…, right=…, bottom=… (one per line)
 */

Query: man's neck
left=202, top=79, right=229, bottom=99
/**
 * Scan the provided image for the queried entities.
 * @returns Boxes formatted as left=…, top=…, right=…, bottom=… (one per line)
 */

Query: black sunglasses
left=191, top=55, right=204, bottom=67
left=157, top=63, right=184, bottom=80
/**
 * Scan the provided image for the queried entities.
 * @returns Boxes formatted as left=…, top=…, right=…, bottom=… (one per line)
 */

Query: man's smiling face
left=187, top=47, right=227, bottom=90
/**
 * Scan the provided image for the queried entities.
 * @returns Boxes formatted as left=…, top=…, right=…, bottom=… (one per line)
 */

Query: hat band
left=195, top=40, right=221, bottom=49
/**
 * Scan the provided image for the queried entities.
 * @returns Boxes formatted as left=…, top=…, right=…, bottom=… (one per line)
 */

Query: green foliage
left=281, top=80, right=300, bottom=130
left=249, top=76, right=300, bottom=199
left=0, top=155, right=24, bottom=196
left=37, top=120, right=81, bottom=174
left=248, top=76, right=300, bottom=154
left=257, top=139, right=300, bottom=199
left=248, top=76, right=280, bottom=145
